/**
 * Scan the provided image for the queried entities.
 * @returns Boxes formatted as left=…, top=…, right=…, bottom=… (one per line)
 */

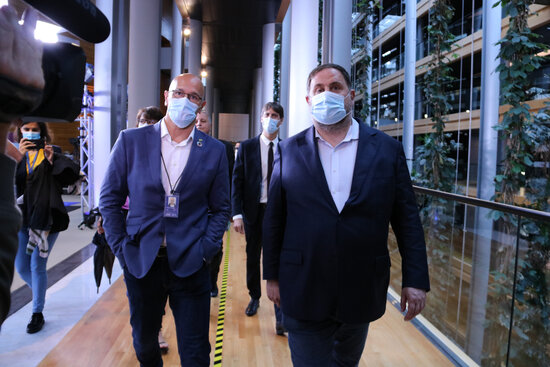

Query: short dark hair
left=262, top=101, right=284, bottom=119
left=136, top=106, right=163, bottom=126
left=17, top=121, right=52, bottom=143
left=306, top=63, right=352, bottom=94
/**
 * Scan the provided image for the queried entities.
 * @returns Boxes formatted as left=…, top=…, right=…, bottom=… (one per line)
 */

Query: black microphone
left=24, top=0, right=110, bottom=44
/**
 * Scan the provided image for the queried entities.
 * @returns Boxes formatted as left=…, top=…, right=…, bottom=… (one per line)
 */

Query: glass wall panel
left=388, top=191, right=550, bottom=365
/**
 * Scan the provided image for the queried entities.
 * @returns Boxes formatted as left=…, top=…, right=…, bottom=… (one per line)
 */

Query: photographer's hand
left=0, top=6, right=44, bottom=92
left=44, top=145, right=53, bottom=163
left=18, top=138, right=35, bottom=154
left=0, top=6, right=44, bottom=124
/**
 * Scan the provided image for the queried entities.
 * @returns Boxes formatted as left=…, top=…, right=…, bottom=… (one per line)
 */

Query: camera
left=28, top=138, right=45, bottom=150
left=22, top=43, right=87, bottom=123
left=0, top=0, right=110, bottom=123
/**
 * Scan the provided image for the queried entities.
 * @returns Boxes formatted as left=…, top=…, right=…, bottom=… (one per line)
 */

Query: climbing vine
left=487, top=0, right=550, bottom=365
left=355, top=0, right=380, bottom=123
left=413, top=0, right=458, bottom=192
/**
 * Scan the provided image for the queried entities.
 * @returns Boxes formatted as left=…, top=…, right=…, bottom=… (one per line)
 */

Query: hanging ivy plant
left=356, top=0, right=380, bottom=123
left=486, top=0, right=550, bottom=365
left=409, top=0, right=462, bottom=343
left=413, top=0, right=458, bottom=192
left=494, top=0, right=547, bottom=205
left=273, top=32, right=281, bottom=103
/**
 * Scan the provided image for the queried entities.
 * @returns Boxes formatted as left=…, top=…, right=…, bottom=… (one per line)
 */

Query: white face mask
left=167, top=97, right=199, bottom=128
left=262, top=117, right=279, bottom=134
left=138, top=122, right=148, bottom=128
left=310, top=91, right=350, bottom=125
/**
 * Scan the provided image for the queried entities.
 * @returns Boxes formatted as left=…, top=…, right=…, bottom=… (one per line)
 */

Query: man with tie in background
left=232, top=101, right=286, bottom=335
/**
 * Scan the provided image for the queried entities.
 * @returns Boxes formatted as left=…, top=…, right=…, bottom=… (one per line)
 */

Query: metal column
left=403, top=0, right=417, bottom=173
left=467, top=1, right=502, bottom=363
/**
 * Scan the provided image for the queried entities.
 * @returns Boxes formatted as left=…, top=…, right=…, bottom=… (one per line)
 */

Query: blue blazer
left=99, top=123, right=230, bottom=279
left=262, top=123, right=429, bottom=323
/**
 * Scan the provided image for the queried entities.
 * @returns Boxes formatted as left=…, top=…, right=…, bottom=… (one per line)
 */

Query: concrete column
left=331, top=0, right=352, bottom=72
left=205, top=66, right=214, bottom=119
left=128, top=0, right=161, bottom=129
left=262, top=23, right=276, bottom=104
left=253, top=68, right=263, bottom=137
left=288, top=0, right=319, bottom=136
left=213, top=88, right=220, bottom=138
left=321, top=0, right=332, bottom=64
left=94, top=0, right=129, bottom=207
left=171, top=1, right=183, bottom=80
left=279, top=7, right=291, bottom=139
left=188, top=19, right=202, bottom=77
left=467, top=1, right=502, bottom=363
left=402, top=0, right=416, bottom=173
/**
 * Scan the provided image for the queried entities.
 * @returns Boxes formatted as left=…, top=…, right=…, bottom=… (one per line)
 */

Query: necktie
left=267, top=142, right=274, bottom=193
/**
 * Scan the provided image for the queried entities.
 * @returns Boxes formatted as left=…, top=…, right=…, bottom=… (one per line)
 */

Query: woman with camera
left=15, top=121, right=79, bottom=333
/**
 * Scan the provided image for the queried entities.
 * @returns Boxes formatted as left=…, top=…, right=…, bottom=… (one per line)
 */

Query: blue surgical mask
left=22, top=132, right=41, bottom=140
left=310, top=91, right=350, bottom=125
left=262, top=117, right=280, bottom=134
left=167, top=97, right=199, bottom=129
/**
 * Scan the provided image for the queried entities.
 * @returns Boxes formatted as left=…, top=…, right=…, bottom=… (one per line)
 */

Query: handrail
left=412, top=185, right=550, bottom=223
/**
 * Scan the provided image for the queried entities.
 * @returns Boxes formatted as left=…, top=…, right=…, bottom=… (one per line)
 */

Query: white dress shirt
left=160, top=119, right=194, bottom=196
left=315, top=119, right=359, bottom=213
left=232, top=134, right=278, bottom=221
left=259, top=134, right=279, bottom=204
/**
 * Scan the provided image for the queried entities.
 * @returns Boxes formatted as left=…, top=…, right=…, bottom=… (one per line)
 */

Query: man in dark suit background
left=232, top=101, right=286, bottom=333
left=195, top=110, right=234, bottom=297
left=100, top=73, right=230, bottom=366
left=263, top=64, right=429, bottom=366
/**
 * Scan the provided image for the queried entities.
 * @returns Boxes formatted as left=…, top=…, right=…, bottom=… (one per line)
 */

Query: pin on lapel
left=197, top=138, right=203, bottom=147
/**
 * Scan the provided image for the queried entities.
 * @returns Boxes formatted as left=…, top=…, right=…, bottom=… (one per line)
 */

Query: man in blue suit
left=263, top=64, right=430, bottom=366
left=99, top=73, right=230, bottom=367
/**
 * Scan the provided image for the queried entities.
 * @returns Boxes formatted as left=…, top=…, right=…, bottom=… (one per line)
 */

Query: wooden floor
left=39, top=228, right=453, bottom=367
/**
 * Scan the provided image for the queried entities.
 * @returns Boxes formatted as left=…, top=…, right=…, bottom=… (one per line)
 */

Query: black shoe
left=27, top=312, right=45, bottom=334
left=245, top=298, right=260, bottom=316
left=275, top=322, right=287, bottom=336
left=210, top=286, right=218, bottom=298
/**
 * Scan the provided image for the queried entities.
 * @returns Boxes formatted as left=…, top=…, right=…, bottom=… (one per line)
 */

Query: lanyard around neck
left=160, top=153, right=185, bottom=195
left=26, top=151, right=40, bottom=174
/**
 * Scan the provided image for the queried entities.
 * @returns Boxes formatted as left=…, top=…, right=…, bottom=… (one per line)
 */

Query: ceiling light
left=183, top=27, right=191, bottom=37
left=201, top=70, right=208, bottom=78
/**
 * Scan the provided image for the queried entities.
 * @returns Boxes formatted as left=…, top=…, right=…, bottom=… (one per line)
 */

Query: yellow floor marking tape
left=213, top=231, right=230, bottom=366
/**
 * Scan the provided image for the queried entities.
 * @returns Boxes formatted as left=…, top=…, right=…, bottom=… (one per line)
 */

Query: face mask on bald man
left=167, top=97, right=199, bottom=129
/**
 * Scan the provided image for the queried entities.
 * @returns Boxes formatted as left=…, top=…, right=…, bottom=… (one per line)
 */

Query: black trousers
left=244, top=204, right=266, bottom=300
left=208, top=241, right=223, bottom=290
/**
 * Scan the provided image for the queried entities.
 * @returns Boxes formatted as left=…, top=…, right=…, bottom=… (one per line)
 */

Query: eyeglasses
left=168, top=89, right=202, bottom=104
left=138, top=119, right=156, bottom=125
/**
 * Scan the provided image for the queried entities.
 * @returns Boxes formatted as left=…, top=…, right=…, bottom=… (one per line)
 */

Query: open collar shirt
left=160, top=119, right=195, bottom=196
left=315, top=119, right=359, bottom=213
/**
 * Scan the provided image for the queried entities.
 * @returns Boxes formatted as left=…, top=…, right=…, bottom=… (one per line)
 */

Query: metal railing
left=387, top=185, right=550, bottom=366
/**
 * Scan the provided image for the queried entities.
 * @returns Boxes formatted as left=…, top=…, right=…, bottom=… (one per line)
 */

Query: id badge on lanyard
left=161, top=153, right=183, bottom=218
left=164, top=194, right=179, bottom=218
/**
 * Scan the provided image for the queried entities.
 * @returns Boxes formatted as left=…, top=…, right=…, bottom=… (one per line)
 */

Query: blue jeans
left=15, top=229, right=59, bottom=313
left=123, top=256, right=211, bottom=367
left=284, top=314, right=369, bottom=367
